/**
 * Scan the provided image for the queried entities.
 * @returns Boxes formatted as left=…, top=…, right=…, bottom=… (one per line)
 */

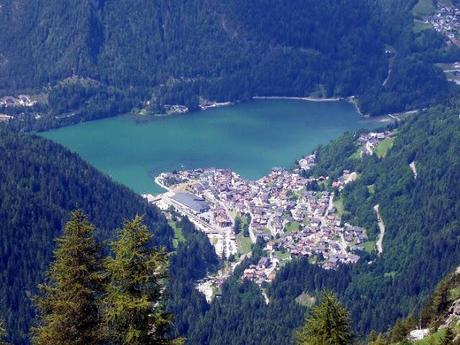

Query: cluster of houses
left=332, top=170, right=359, bottom=191
left=0, top=95, right=36, bottom=108
left=296, top=153, right=317, bottom=172
left=279, top=187, right=365, bottom=270
left=441, top=61, right=460, bottom=85
left=158, top=167, right=311, bottom=240
left=196, top=276, right=226, bottom=303
left=357, top=131, right=393, bottom=156
left=164, top=104, right=189, bottom=114
left=0, top=114, right=13, bottom=122
left=242, top=256, right=279, bottom=286
left=425, top=4, right=460, bottom=43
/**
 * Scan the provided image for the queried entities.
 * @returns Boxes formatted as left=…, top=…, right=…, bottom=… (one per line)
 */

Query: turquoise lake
left=42, top=99, right=377, bottom=194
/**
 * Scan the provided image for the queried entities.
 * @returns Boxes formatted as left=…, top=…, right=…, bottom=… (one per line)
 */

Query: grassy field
left=236, top=233, right=253, bottom=255
left=333, top=196, right=345, bottom=217
left=362, top=240, right=376, bottom=254
left=413, top=20, right=433, bottom=33
left=295, top=292, right=316, bottom=307
left=349, top=150, right=362, bottom=160
left=449, top=286, right=460, bottom=301
left=412, top=0, right=436, bottom=18
left=367, top=184, right=376, bottom=195
left=169, top=221, right=185, bottom=248
left=285, top=221, right=301, bottom=234
left=384, top=271, right=397, bottom=279
left=274, top=250, right=291, bottom=262
left=375, top=137, right=395, bottom=158
left=414, top=329, right=446, bottom=345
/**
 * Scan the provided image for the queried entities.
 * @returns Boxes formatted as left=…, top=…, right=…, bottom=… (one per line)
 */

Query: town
left=148, top=131, right=394, bottom=293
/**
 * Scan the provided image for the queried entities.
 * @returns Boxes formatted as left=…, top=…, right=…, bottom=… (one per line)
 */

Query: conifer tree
left=0, top=320, right=9, bottom=345
left=368, top=332, right=387, bottom=345
left=32, top=210, right=105, bottom=345
left=295, top=291, right=353, bottom=345
left=103, top=216, right=181, bottom=345
left=441, top=327, right=455, bottom=345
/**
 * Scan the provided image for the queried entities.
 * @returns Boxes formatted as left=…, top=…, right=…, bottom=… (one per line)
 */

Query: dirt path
left=382, top=66, right=392, bottom=86
left=374, top=204, right=385, bottom=256
left=410, top=161, right=418, bottom=179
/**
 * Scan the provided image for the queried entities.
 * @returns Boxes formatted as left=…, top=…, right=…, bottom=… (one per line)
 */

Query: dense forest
left=367, top=268, right=460, bottom=344
left=1, top=0, right=459, bottom=130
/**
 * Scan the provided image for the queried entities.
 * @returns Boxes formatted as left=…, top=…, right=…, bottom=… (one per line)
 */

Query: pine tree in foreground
left=295, top=291, right=353, bottom=345
left=103, top=216, right=182, bottom=345
left=32, top=210, right=105, bottom=345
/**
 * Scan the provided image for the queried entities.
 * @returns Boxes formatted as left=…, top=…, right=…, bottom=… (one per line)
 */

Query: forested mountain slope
left=0, top=0, right=457, bottom=123
left=0, top=129, right=174, bottom=344
left=0, top=0, right=385, bottom=94
left=373, top=268, right=460, bottom=344
left=281, top=100, right=460, bottom=333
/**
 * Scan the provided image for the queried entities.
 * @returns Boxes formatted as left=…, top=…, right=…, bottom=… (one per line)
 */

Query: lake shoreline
left=252, top=96, right=343, bottom=102
left=251, top=96, right=419, bottom=124
left=43, top=99, right=376, bottom=194
left=252, top=95, right=368, bottom=117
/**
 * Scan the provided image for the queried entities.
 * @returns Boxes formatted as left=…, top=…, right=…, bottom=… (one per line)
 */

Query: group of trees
left=2, top=94, right=460, bottom=344
left=357, top=0, right=460, bottom=115
left=233, top=214, right=250, bottom=237
left=166, top=216, right=221, bottom=337
left=367, top=269, right=460, bottom=344
left=0, top=0, right=386, bottom=95
left=3, top=210, right=180, bottom=345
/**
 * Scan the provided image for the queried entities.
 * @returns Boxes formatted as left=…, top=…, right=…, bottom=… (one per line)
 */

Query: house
left=258, top=257, right=271, bottom=269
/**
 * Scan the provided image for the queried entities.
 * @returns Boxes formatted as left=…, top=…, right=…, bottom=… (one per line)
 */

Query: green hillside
left=0, top=0, right=457, bottom=128
left=0, top=0, right=384, bottom=93
left=372, top=268, right=460, bottom=344
left=0, top=128, right=174, bottom=344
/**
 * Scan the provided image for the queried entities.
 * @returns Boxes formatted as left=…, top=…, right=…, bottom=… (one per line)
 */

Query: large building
left=171, top=192, right=210, bottom=214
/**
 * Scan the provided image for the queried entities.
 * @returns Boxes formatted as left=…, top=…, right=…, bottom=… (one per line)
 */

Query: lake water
left=42, top=99, right=376, bottom=194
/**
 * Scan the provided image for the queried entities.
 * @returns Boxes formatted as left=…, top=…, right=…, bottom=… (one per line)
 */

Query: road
left=374, top=204, right=385, bottom=256
left=409, top=161, right=418, bottom=179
